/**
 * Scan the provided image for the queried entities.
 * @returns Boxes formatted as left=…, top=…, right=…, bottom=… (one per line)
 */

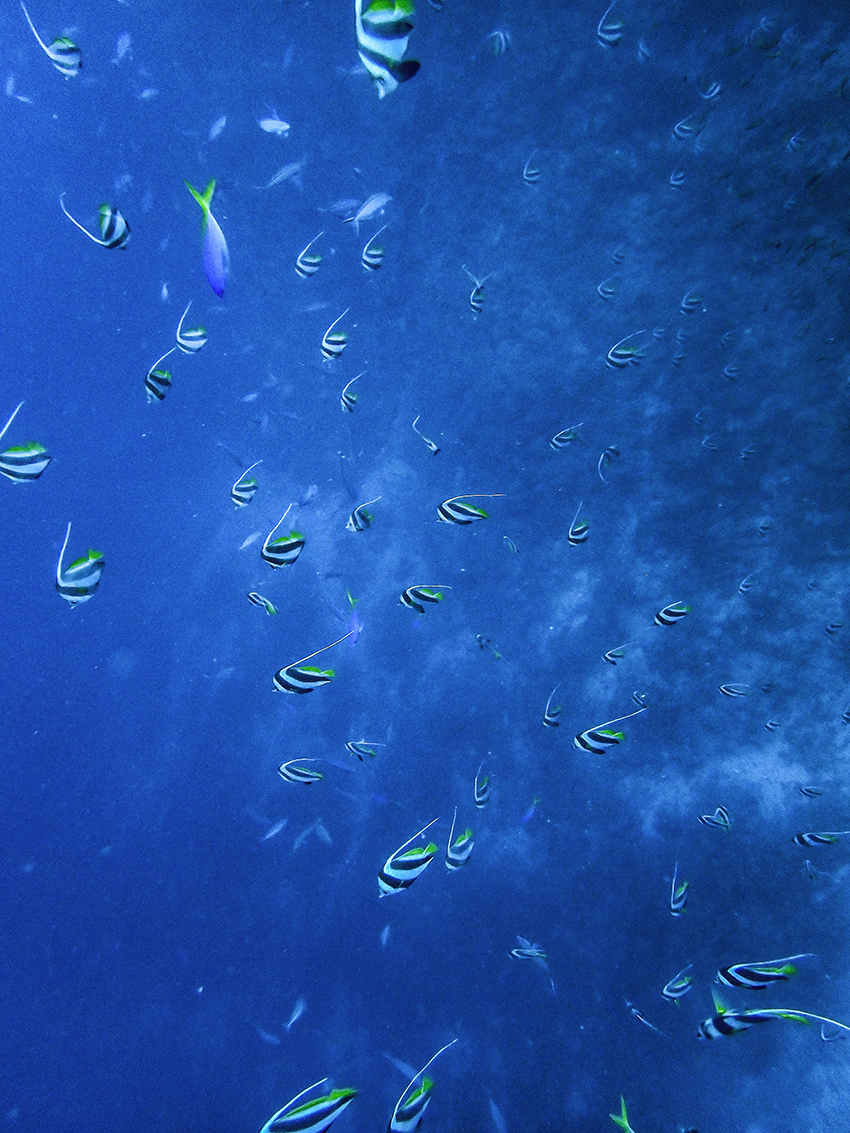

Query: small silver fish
left=208, top=115, right=227, bottom=141
left=258, top=113, right=290, bottom=136
left=262, top=159, right=306, bottom=190
left=286, top=996, right=306, bottom=1030
left=346, top=192, right=392, bottom=233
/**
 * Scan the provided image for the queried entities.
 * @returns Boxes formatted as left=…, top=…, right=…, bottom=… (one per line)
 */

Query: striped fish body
left=274, top=665, right=334, bottom=693
left=176, top=326, right=207, bottom=354
left=247, top=592, right=277, bottom=615
left=321, top=331, right=347, bottom=361
left=46, top=36, right=81, bottom=76
left=355, top=0, right=420, bottom=98
left=474, top=778, right=490, bottom=808
left=361, top=242, right=385, bottom=270
left=345, top=741, right=378, bottom=760
left=341, top=391, right=358, bottom=411
left=296, top=253, right=322, bottom=278
left=698, top=1009, right=800, bottom=1040
left=670, top=880, right=689, bottom=916
left=543, top=706, right=561, bottom=727
left=57, top=549, right=104, bottom=605
left=263, top=532, right=305, bottom=567
left=231, top=477, right=259, bottom=507
left=98, top=205, right=130, bottom=248
left=550, top=428, right=580, bottom=449
left=662, top=967, right=694, bottom=1002
left=277, top=761, right=324, bottom=784
left=573, top=727, right=625, bottom=755
left=378, top=842, right=438, bottom=895
left=145, top=368, right=171, bottom=402
left=346, top=505, right=372, bottom=532
left=389, top=1080, right=433, bottom=1133
left=716, top=963, right=795, bottom=990
left=399, top=586, right=443, bottom=613
left=568, top=519, right=589, bottom=545
left=655, top=601, right=690, bottom=626
left=0, top=442, right=50, bottom=481
left=438, top=500, right=487, bottom=524
left=603, top=648, right=626, bottom=665
left=699, top=807, right=730, bottom=831
left=445, top=830, right=474, bottom=870
left=794, top=831, right=842, bottom=846
left=261, top=1088, right=358, bottom=1133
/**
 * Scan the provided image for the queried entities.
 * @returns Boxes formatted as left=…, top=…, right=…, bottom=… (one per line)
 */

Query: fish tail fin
left=185, top=179, right=215, bottom=215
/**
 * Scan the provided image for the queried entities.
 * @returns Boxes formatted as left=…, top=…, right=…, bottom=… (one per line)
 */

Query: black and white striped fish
left=438, top=494, right=504, bottom=524
left=361, top=224, right=388, bottom=270
left=445, top=808, right=474, bottom=871
left=568, top=501, right=589, bottom=545
left=21, top=2, right=81, bottom=77
left=0, top=401, right=50, bottom=482
left=543, top=683, right=562, bottom=727
left=387, top=1041, right=456, bottom=1133
left=573, top=707, right=646, bottom=755
left=175, top=302, right=207, bottom=353
left=378, top=818, right=439, bottom=896
left=793, top=830, right=850, bottom=846
left=699, top=806, right=731, bottom=831
left=354, top=0, right=419, bottom=99
left=340, top=375, right=360, bottom=412
left=549, top=423, right=583, bottom=450
left=474, top=763, right=490, bottom=808
left=231, top=460, right=262, bottom=507
left=262, top=507, right=304, bottom=566
left=463, top=267, right=492, bottom=314
left=412, top=415, right=440, bottom=454
left=60, top=195, right=129, bottom=248
left=277, top=759, right=324, bottom=784
left=321, top=309, right=349, bottom=360
left=662, top=964, right=694, bottom=1002
left=670, top=862, right=689, bottom=916
left=345, top=741, right=385, bottom=760
left=398, top=585, right=449, bottom=613
left=347, top=497, right=380, bottom=532
left=258, top=1078, right=357, bottom=1133
left=273, top=632, right=352, bottom=694
left=295, top=232, right=323, bottom=278
left=247, top=592, right=278, bottom=615
left=55, top=522, right=104, bottom=606
left=716, top=954, right=813, bottom=990
left=654, top=601, right=690, bottom=626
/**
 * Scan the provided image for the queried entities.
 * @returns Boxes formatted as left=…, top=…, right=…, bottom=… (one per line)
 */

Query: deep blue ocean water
left=3, top=0, right=850, bottom=1129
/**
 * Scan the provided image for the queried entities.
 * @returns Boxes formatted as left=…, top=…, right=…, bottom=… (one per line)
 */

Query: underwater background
left=3, top=0, right=850, bottom=1129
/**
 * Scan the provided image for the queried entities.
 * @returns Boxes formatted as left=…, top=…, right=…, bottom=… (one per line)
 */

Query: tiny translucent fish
left=262, top=506, right=305, bottom=567
left=0, top=401, right=51, bottom=482
left=412, top=415, right=440, bottom=454
left=208, top=115, right=227, bottom=141
left=378, top=817, right=440, bottom=896
left=185, top=179, right=229, bottom=297
left=273, top=632, right=352, bottom=694
left=258, top=112, right=290, bottom=136
left=474, top=763, right=490, bottom=808
left=321, top=309, right=349, bottom=360
left=347, top=496, right=381, bottom=532
left=438, top=493, right=504, bottom=525
left=716, top=954, right=814, bottom=990
left=503, top=536, right=518, bottom=553
left=543, top=683, right=562, bottom=727
left=522, top=155, right=540, bottom=185
left=258, top=1079, right=358, bottom=1133
left=793, top=830, right=850, bottom=847
left=602, top=642, right=634, bottom=666
left=277, top=759, right=324, bottom=784
left=362, top=223, right=388, bottom=270
left=597, top=1, right=624, bottom=47
left=55, top=522, right=104, bottom=606
left=662, top=964, right=694, bottom=1002
left=387, top=1040, right=457, bottom=1133
left=573, top=707, right=646, bottom=755
left=248, top=591, right=277, bottom=615
left=340, top=374, right=361, bottom=412
left=345, top=740, right=385, bottom=760
left=286, top=997, right=306, bottom=1030
left=550, top=422, right=583, bottom=450
left=20, top=2, right=80, bottom=77
left=463, top=267, right=492, bottom=314
left=670, top=862, right=689, bottom=916
left=609, top=1097, right=635, bottom=1133
left=680, top=289, right=703, bottom=314
left=296, top=232, right=323, bottom=278
left=606, top=330, right=647, bottom=368
left=175, top=301, right=207, bottom=353
left=699, top=806, right=730, bottom=832
left=231, top=460, right=262, bottom=507
left=719, top=683, right=749, bottom=697
left=476, top=634, right=502, bottom=660
left=654, top=601, right=690, bottom=626
left=60, top=196, right=130, bottom=248
left=597, top=446, right=619, bottom=483
left=568, top=501, right=589, bottom=545
left=399, top=584, right=451, bottom=614
left=445, top=807, right=473, bottom=871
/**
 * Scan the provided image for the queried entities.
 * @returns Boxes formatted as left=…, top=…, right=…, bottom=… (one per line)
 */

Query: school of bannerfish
left=9, top=0, right=850, bottom=1130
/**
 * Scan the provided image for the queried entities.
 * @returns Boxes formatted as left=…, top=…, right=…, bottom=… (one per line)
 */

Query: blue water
left=3, top=1, right=850, bottom=1129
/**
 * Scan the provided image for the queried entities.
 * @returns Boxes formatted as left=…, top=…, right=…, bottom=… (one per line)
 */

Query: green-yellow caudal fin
left=609, top=1096, right=634, bottom=1133
left=185, top=179, right=215, bottom=215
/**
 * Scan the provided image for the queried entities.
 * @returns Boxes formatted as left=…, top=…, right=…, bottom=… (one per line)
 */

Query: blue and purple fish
left=185, top=179, right=229, bottom=296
